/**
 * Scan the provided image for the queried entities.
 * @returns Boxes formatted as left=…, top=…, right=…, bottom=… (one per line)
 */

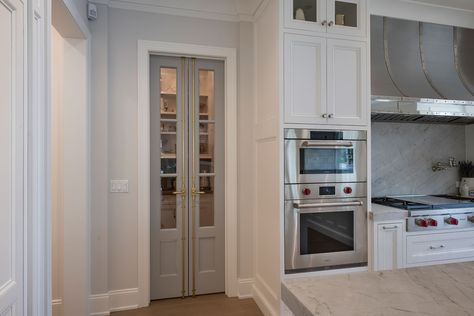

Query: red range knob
left=429, top=219, right=438, bottom=226
left=302, top=188, right=311, bottom=196
left=343, top=187, right=353, bottom=194
left=415, top=218, right=428, bottom=227
left=445, top=217, right=459, bottom=225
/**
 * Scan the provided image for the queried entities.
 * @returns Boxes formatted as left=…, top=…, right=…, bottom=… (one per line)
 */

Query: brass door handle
left=192, top=189, right=205, bottom=195
left=173, top=190, right=186, bottom=195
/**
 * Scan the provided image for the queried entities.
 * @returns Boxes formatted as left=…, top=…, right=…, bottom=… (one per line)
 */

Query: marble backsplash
left=372, top=122, right=466, bottom=197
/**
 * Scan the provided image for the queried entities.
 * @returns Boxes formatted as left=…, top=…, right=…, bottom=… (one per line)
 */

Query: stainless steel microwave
left=284, top=129, right=367, bottom=184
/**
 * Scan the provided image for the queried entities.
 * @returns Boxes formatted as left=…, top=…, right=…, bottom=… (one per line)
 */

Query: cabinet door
left=327, top=39, right=367, bottom=125
left=327, top=0, right=366, bottom=37
left=284, top=34, right=327, bottom=124
left=375, top=222, right=403, bottom=271
left=284, top=0, right=327, bottom=33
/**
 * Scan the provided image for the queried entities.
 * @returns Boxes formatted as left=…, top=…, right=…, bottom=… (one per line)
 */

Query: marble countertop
left=282, top=262, right=474, bottom=316
left=369, top=203, right=408, bottom=222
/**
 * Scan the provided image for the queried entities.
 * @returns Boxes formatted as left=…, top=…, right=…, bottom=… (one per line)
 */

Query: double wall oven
left=284, top=129, right=368, bottom=273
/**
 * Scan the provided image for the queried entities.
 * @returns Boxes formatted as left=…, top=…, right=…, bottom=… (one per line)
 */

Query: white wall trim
left=252, top=275, right=279, bottom=316
left=90, top=0, right=264, bottom=22
left=89, top=288, right=139, bottom=315
left=52, top=299, right=63, bottom=315
left=238, top=278, right=254, bottom=299
left=137, top=40, right=238, bottom=308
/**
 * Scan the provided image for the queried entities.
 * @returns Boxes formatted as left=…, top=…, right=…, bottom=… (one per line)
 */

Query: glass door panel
left=334, top=1, right=357, bottom=27
left=327, top=0, right=366, bottom=37
left=199, top=177, right=214, bottom=227
left=285, top=0, right=326, bottom=33
left=161, top=177, right=177, bottom=229
left=293, top=0, right=318, bottom=22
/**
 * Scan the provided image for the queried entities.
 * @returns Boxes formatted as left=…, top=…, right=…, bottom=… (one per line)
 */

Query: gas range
left=372, top=195, right=474, bottom=232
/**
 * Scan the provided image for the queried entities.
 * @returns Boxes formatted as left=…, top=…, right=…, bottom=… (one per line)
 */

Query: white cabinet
left=406, top=231, right=474, bottom=266
left=284, top=33, right=367, bottom=125
left=373, top=221, right=404, bottom=271
left=284, top=34, right=327, bottom=124
left=285, top=0, right=366, bottom=37
left=327, top=39, right=367, bottom=125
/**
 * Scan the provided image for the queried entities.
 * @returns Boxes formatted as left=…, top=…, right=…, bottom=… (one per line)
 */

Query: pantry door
left=150, top=56, right=225, bottom=300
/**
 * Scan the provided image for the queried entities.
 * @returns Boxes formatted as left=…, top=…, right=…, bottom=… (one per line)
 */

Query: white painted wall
left=51, top=27, right=65, bottom=316
left=90, top=3, right=109, bottom=298
left=89, top=6, right=256, bottom=302
left=51, top=26, right=90, bottom=316
left=252, top=0, right=281, bottom=315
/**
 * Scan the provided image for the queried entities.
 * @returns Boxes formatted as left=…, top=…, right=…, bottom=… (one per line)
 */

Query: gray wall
left=372, top=122, right=466, bottom=197
left=89, top=6, right=256, bottom=295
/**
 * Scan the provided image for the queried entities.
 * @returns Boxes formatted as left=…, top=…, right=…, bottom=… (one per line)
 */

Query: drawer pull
left=429, top=245, right=445, bottom=250
left=382, top=225, right=398, bottom=230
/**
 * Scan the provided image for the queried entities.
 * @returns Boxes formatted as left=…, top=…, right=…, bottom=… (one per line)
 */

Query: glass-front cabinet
left=285, top=0, right=366, bottom=37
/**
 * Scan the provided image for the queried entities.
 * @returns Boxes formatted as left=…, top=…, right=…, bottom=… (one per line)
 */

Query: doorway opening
left=150, top=56, right=225, bottom=300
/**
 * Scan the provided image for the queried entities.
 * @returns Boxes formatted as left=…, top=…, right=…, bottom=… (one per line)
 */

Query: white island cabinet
left=373, top=221, right=404, bottom=271
left=284, top=33, right=367, bottom=125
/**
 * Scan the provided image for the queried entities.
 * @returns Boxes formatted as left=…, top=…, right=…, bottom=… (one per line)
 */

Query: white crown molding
left=89, top=0, right=264, bottom=22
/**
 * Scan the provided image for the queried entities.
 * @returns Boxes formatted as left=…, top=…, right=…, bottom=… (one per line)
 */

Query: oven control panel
left=285, top=182, right=367, bottom=200
left=408, top=213, right=474, bottom=232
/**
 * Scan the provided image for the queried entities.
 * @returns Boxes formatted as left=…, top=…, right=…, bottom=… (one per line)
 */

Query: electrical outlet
left=110, top=180, right=129, bottom=193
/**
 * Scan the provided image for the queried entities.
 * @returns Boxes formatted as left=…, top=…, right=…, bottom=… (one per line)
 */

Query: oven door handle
left=293, top=201, right=364, bottom=209
left=301, top=141, right=353, bottom=148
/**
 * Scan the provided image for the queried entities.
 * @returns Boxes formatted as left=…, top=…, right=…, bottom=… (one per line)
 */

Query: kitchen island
left=282, top=262, right=474, bottom=316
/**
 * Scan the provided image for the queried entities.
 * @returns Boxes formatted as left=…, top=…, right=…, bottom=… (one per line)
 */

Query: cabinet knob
left=322, top=113, right=328, bottom=118
left=328, top=21, right=334, bottom=26
left=328, top=113, right=334, bottom=118
left=321, top=20, right=327, bottom=26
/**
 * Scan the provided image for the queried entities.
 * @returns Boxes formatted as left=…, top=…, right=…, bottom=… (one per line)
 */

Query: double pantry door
left=150, top=56, right=225, bottom=299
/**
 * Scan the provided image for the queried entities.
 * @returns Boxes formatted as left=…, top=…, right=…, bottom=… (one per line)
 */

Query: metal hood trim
left=372, top=95, right=474, bottom=124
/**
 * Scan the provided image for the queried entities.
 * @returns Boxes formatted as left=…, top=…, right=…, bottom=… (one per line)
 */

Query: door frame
left=137, top=40, right=238, bottom=307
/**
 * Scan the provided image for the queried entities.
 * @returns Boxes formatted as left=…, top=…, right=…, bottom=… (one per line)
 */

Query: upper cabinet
left=285, top=0, right=366, bottom=37
left=284, top=33, right=367, bottom=125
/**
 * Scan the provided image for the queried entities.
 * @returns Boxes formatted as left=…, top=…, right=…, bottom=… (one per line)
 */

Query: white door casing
left=0, top=0, right=25, bottom=313
left=138, top=40, right=238, bottom=307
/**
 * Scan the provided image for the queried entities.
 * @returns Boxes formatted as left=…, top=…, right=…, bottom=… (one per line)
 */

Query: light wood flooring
left=111, top=293, right=263, bottom=316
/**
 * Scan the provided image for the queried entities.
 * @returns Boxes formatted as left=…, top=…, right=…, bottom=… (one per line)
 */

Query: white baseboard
left=89, top=288, right=139, bottom=315
left=52, top=298, right=63, bottom=316
left=252, top=275, right=279, bottom=316
left=238, top=278, right=254, bottom=299
left=90, top=293, right=110, bottom=316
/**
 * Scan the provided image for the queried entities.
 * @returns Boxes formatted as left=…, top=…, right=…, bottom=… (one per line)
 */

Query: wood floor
left=111, top=293, right=263, bottom=316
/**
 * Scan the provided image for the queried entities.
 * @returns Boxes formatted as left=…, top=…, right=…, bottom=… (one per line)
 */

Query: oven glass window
left=300, top=211, right=354, bottom=255
left=300, top=148, right=353, bottom=174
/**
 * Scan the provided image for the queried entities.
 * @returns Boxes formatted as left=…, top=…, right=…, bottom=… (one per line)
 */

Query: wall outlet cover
left=110, top=180, right=129, bottom=193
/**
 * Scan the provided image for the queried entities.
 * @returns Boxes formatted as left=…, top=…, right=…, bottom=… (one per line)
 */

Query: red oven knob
left=415, top=218, right=428, bottom=227
left=343, top=187, right=353, bottom=194
left=302, top=188, right=311, bottom=196
left=445, top=217, right=459, bottom=225
left=428, top=219, right=438, bottom=227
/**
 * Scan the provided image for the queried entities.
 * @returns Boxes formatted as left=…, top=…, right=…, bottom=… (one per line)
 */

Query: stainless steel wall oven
left=284, top=129, right=368, bottom=273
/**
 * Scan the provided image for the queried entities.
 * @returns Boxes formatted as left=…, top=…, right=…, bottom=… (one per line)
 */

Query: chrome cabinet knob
left=328, top=113, right=334, bottom=118
left=322, top=113, right=328, bottom=118
left=321, top=20, right=327, bottom=26
left=328, top=21, right=334, bottom=26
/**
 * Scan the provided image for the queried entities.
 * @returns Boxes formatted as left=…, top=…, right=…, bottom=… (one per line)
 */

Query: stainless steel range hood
left=371, top=15, right=474, bottom=124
